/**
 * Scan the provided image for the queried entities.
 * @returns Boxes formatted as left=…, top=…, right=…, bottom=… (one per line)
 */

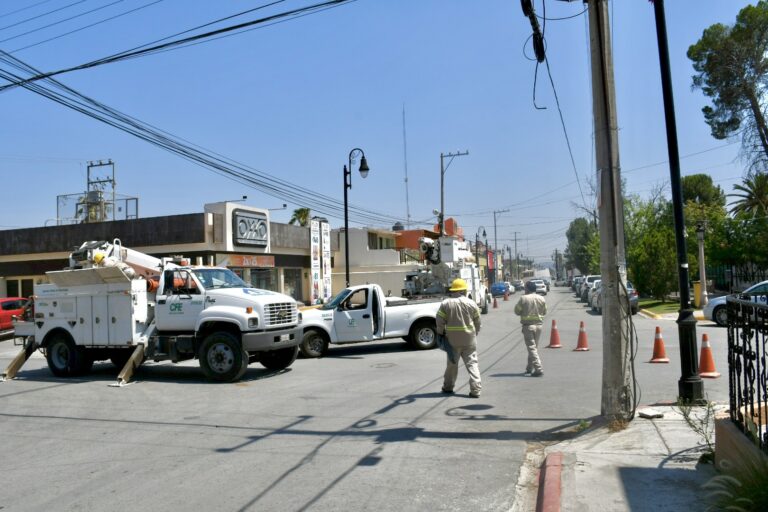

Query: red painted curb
left=536, top=452, right=563, bottom=512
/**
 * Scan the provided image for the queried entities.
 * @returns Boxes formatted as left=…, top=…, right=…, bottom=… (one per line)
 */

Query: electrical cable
left=0, top=0, right=57, bottom=20
left=0, top=0, right=126, bottom=45
left=10, top=0, right=165, bottom=54
left=0, top=0, right=355, bottom=93
left=536, top=6, right=588, bottom=21
left=0, top=0, right=86, bottom=32
left=0, top=50, right=404, bottom=227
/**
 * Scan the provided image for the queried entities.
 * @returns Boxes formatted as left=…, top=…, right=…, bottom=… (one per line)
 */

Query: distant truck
left=401, top=236, right=490, bottom=314
left=8, top=240, right=301, bottom=384
left=299, top=284, right=441, bottom=357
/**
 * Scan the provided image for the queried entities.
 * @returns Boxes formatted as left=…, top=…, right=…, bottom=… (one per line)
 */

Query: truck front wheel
left=46, top=334, right=93, bottom=377
left=260, top=346, right=299, bottom=370
left=198, top=332, right=248, bottom=382
left=409, top=320, right=437, bottom=350
left=300, top=329, right=328, bottom=358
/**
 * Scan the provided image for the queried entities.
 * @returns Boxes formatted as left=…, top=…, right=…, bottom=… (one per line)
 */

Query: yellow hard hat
left=449, top=278, right=468, bottom=292
left=93, top=252, right=105, bottom=264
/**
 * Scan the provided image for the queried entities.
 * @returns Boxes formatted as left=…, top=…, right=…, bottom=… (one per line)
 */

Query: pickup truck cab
left=299, top=284, right=441, bottom=357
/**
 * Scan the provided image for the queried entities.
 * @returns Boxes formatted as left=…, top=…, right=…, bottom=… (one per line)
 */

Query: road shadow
left=322, top=341, right=428, bottom=359
left=618, top=464, right=716, bottom=510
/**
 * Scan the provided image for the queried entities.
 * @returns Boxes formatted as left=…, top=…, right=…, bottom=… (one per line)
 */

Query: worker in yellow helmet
left=436, top=278, right=482, bottom=398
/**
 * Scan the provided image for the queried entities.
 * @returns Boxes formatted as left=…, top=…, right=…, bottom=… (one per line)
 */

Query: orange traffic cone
left=493, top=296, right=498, bottom=309
left=547, top=319, right=562, bottom=348
left=699, top=333, right=721, bottom=378
left=503, top=290, right=509, bottom=301
left=649, top=326, right=670, bottom=363
left=574, top=321, right=589, bottom=351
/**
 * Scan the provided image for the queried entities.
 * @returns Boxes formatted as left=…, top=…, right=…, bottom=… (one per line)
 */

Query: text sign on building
left=310, top=220, right=321, bottom=303
left=233, top=209, right=268, bottom=247
left=321, top=221, right=332, bottom=301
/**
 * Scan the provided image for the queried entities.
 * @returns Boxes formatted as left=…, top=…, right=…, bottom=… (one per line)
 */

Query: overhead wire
left=0, top=0, right=355, bottom=93
left=0, top=50, right=404, bottom=226
left=0, top=0, right=127, bottom=45
left=0, top=0, right=57, bottom=20
left=10, top=0, right=166, bottom=54
left=0, top=0, right=86, bottom=32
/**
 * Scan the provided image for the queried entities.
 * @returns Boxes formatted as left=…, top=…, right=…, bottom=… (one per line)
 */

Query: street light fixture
left=343, top=148, right=370, bottom=287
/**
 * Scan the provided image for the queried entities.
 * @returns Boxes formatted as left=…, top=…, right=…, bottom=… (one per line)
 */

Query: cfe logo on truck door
left=170, top=303, right=183, bottom=313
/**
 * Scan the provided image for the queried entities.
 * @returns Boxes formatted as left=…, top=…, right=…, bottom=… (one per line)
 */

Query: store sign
left=233, top=209, right=268, bottom=247
left=228, top=254, right=275, bottom=267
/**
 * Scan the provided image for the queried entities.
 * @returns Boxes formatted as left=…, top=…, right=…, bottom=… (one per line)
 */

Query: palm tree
left=289, top=207, right=311, bottom=227
left=729, top=173, right=768, bottom=217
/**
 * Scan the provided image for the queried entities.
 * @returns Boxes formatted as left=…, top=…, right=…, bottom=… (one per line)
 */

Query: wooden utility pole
left=588, top=0, right=633, bottom=421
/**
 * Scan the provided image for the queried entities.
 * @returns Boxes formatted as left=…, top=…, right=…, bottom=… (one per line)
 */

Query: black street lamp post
left=343, top=148, right=370, bottom=287
left=475, top=227, right=486, bottom=280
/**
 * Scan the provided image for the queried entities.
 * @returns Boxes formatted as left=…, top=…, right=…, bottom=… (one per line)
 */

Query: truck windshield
left=322, top=288, right=352, bottom=310
left=192, top=268, right=249, bottom=290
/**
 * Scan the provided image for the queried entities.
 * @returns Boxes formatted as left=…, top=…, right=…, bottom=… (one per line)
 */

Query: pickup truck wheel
left=409, top=320, right=437, bottom=350
left=46, top=334, right=90, bottom=377
left=481, top=296, right=489, bottom=315
left=199, top=332, right=248, bottom=382
left=300, top=329, right=328, bottom=358
left=261, top=346, right=299, bottom=370
left=713, top=306, right=728, bottom=327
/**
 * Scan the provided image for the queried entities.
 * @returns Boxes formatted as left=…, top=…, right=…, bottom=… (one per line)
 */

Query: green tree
left=688, top=2, right=768, bottom=174
left=565, top=217, right=598, bottom=275
left=289, top=207, right=311, bottom=227
left=681, top=174, right=725, bottom=208
left=729, top=172, right=768, bottom=217
left=624, top=193, right=677, bottom=300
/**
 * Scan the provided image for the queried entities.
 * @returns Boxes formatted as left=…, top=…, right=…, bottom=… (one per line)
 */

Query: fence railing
left=727, top=294, right=768, bottom=455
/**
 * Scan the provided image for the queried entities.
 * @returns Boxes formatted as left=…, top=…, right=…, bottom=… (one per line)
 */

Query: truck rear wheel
left=46, top=334, right=92, bottom=377
left=409, top=320, right=437, bottom=350
left=198, top=332, right=248, bottom=382
left=300, top=329, right=328, bottom=358
left=260, top=346, right=299, bottom=370
left=481, top=296, right=489, bottom=315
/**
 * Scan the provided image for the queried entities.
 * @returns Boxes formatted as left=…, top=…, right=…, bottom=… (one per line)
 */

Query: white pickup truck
left=299, top=284, right=441, bottom=357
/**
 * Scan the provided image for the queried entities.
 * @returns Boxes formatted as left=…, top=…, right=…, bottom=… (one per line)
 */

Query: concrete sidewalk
left=533, top=404, right=725, bottom=511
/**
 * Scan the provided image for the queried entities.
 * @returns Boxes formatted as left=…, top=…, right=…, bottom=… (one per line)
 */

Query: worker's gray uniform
left=514, top=293, right=547, bottom=373
left=436, top=294, right=482, bottom=395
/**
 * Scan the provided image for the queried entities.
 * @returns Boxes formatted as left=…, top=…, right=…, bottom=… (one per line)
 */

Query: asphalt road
left=0, top=288, right=730, bottom=511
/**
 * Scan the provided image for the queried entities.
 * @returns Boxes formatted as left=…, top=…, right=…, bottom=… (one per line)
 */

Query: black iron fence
left=727, top=294, right=768, bottom=455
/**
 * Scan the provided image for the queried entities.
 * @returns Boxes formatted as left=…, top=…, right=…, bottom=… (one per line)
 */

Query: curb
left=536, top=452, right=562, bottom=512
left=639, top=309, right=706, bottom=321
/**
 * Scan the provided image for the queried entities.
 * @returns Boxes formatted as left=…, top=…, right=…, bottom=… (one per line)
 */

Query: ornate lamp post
left=475, top=227, right=487, bottom=278
left=343, top=148, right=370, bottom=287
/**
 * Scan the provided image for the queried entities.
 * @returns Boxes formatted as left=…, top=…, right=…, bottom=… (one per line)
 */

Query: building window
left=283, top=268, right=303, bottom=301
left=6, top=279, right=33, bottom=298
left=249, top=268, right=277, bottom=291
left=367, top=233, right=395, bottom=250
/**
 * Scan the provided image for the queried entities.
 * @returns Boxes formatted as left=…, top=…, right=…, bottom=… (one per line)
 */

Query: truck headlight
left=248, top=317, right=259, bottom=328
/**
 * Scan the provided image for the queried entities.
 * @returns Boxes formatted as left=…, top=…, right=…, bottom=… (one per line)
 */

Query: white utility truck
left=299, top=283, right=441, bottom=358
left=8, top=240, right=301, bottom=383
left=402, top=236, right=490, bottom=314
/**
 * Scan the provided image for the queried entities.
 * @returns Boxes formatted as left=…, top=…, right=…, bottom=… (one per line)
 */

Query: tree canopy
left=681, top=173, right=726, bottom=208
left=289, top=207, right=311, bottom=227
left=729, top=172, right=768, bottom=217
left=565, top=217, right=598, bottom=275
left=688, top=1, right=768, bottom=175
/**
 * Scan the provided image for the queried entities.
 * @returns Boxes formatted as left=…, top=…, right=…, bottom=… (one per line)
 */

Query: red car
left=0, top=297, right=30, bottom=335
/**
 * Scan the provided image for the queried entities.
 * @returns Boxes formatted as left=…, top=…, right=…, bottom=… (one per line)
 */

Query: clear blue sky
left=0, top=0, right=749, bottom=263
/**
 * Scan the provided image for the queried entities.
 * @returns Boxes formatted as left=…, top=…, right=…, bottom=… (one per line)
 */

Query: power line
left=0, top=0, right=57, bottom=20
left=0, top=0, right=127, bottom=45
left=0, top=50, right=405, bottom=227
left=0, top=0, right=355, bottom=93
left=10, top=0, right=165, bottom=54
left=0, top=0, right=86, bottom=32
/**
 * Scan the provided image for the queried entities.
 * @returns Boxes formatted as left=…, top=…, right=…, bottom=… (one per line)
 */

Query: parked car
left=594, top=282, right=639, bottom=315
left=529, top=279, right=547, bottom=295
left=511, top=279, right=525, bottom=291
left=580, top=275, right=601, bottom=302
left=504, top=281, right=515, bottom=294
left=587, top=280, right=602, bottom=309
left=572, top=276, right=584, bottom=293
left=0, top=297, right=30, bottom=338
left=703, top=280, right=768, bottom=327
left=490, top=281, right=510, bottom=297
left=540, top=278, right=551, bottom=291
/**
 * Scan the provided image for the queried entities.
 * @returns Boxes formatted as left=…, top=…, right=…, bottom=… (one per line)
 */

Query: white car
left=588, top=280, right=602, bottom=310
left=529, top=279, right=547, bottom=295
left=703, top=280, right=768, bottom=327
